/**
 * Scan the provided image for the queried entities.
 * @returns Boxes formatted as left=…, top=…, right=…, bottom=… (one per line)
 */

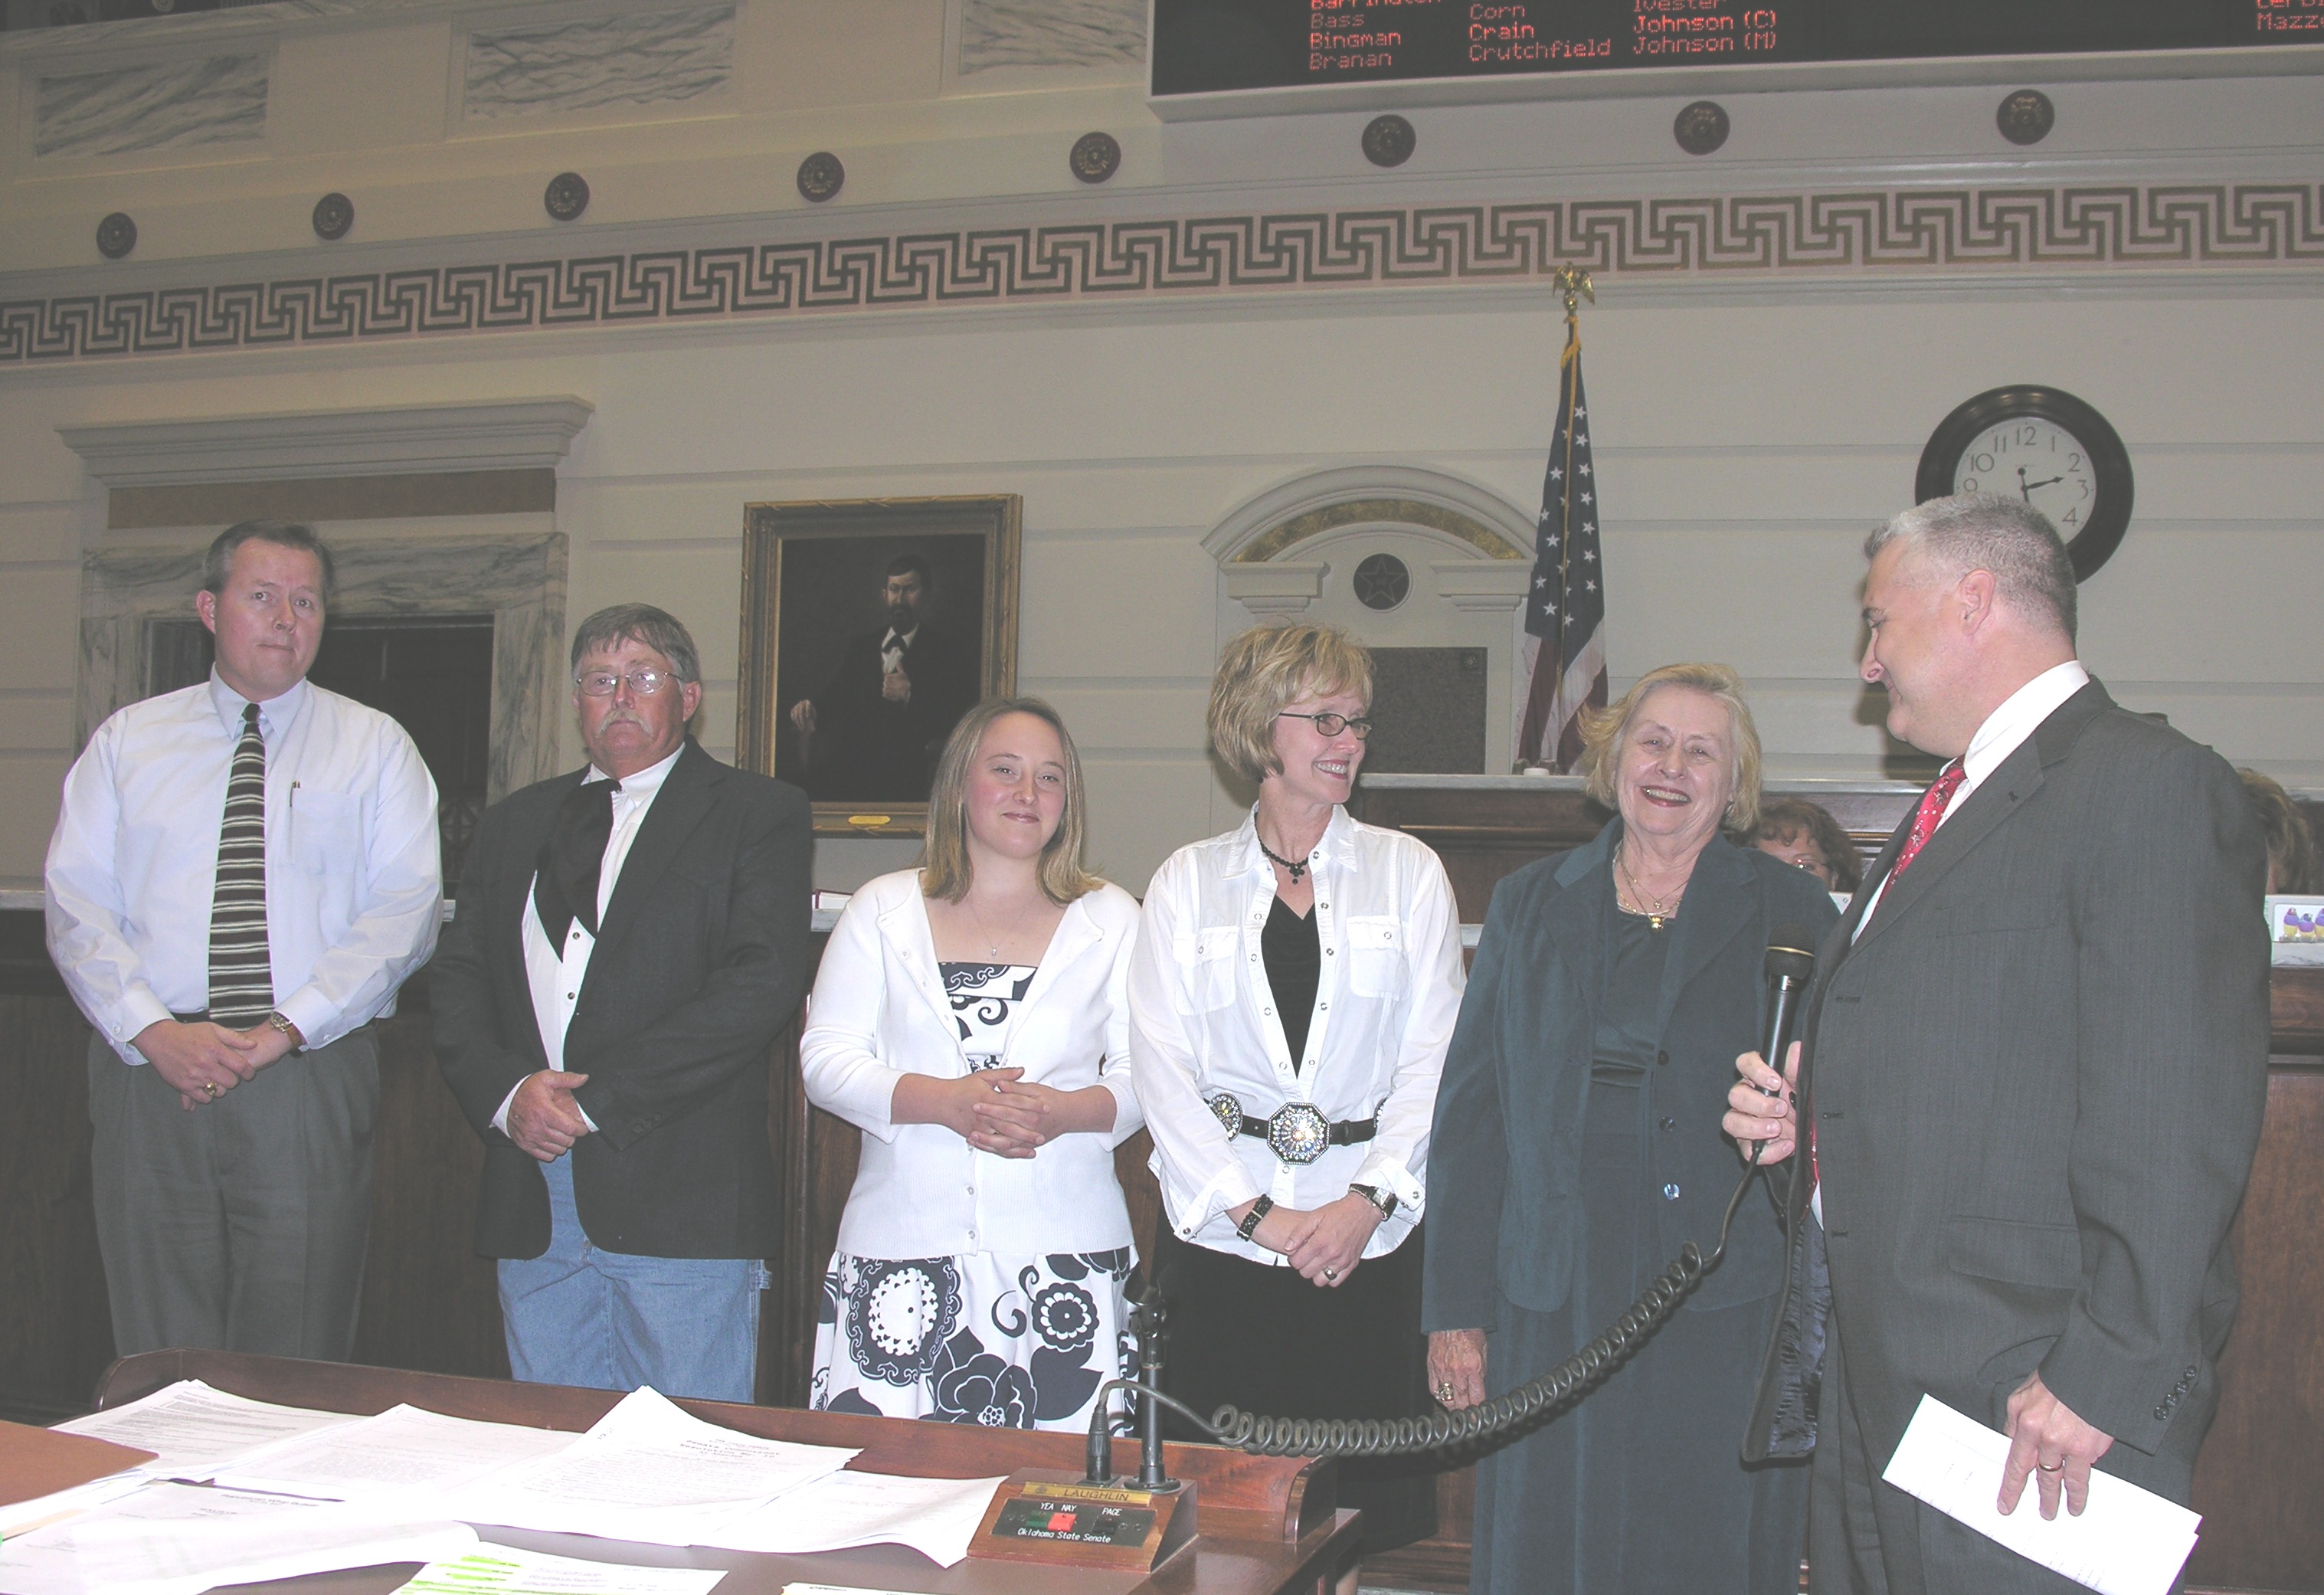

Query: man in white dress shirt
left=47, top=520, right=443, bottom=1360
left=434, top=604, right=812, bottom=1401
left=1725, top=495, right=2269, bottom=1593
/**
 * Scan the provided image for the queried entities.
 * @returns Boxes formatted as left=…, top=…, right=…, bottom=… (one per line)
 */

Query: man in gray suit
left=1724, top=494, right=2270, bottom=1593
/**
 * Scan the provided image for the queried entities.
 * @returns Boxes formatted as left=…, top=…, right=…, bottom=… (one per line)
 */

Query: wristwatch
left=1235, top=1194, right=1275, bottom=1241
left=1347, top=1183, right=1398, bottom=1219
left=266, top=1011, right=305, bottom=1052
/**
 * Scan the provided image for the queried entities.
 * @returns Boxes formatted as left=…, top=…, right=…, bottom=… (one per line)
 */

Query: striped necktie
left=208, top=702, right=274, bottom=1027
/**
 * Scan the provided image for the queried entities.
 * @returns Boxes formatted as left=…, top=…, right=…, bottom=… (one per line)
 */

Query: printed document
left=704, top=1472, right=1006, bottom=1569
left=392, top=1545, right=725, bottom=1595
left=1881, top=1394, right=2200, bottom=1595
left=0, top=1476, right=151, bottom=1543
left=455, top=1389, right=857, bottom=1547
left=210, top=1405, right=578, bottom=1503
left=52, top=1384, right=359, bottom=1482
left=0, top=1480, right=473, bottom=1595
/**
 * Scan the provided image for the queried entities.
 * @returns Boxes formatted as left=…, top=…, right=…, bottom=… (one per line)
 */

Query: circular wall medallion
left=311, top=192, right=354, bottom=241
left=1915, top=385, right=2134, bottom=581
left=1069, top=131, right=1121, bottom=185
left=1674, top=101, right=1730, bottom=156
left=543, top=172, right=590, bottom=222
left=1361, top=114, right=1416, bottom=169
left=1996, top=89, right=2055, bottom=146
left=797, top=151, right=844, bottom=203
left=96, top=212, right=138, bottom=260
left=1353, top=553, right=1411, bottom=611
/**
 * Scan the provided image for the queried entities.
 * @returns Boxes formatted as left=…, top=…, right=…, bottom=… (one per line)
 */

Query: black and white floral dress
left=809, top=962, right=1136, bottom=1430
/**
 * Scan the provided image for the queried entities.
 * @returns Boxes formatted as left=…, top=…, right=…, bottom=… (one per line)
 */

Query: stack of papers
left=53, top=1383, right=361, bottom=1482
left=703, top=1471, right=1006, bottom=1569
left=6, top=1383, right=1024, bottom=1590
left=211, top=1406, right=578, bottom=1503
left=1882, top=1394, right=2201, bottom=1595
left=0, top=1479, right=475, bottom=1595
left=456, top=1390, right=859, bottom=1548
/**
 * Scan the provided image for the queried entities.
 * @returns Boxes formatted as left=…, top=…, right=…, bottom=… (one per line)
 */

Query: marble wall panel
left=79, top=529, right=567, bottom=803
left=959, top=0, right=1144, bottom=73
left=463, top=5, right=733, bottom=121
left=34, top=52, right=268, bottom=159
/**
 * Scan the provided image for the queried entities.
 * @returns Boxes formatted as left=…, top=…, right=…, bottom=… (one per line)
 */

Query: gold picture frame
left=737, top=495, right=1021, bottom=836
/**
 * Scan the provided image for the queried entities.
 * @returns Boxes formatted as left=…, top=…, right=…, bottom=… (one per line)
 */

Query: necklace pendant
left=1648, top=912, right=1665, bottom=932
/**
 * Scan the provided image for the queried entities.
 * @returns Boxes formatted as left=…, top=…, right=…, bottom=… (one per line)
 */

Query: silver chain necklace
left=965, top=892, right=1037, bottom=961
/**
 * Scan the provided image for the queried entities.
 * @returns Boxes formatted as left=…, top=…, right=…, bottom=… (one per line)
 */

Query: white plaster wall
left=1, top=6, right=2318, bottom=890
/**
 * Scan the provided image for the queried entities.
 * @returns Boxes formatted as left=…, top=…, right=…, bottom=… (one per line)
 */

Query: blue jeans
left=497, top=1152, right=768, bottom=1403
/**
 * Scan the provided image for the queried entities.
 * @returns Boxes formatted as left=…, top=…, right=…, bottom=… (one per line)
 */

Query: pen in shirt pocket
left=287, top=780, right=300, bottom=850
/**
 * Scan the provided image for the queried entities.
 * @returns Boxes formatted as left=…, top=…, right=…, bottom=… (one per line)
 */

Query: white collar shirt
left=1820, top=660, right=2090, bottom=1220
left=797, top=869, right=1146, bottom=1257
left=1850, top=660, right=2090, bottom=938
left=493, top=745, right=682, bottom=1136
left=1127, top=806, right=1465, bottom=1263
left=45, top=672, right=443, bottom=1063
left=879, top=624, right=919, bottom=675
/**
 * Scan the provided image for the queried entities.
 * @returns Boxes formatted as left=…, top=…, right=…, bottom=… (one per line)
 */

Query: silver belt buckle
left=1207, top=1092, right=1243, bottom=1137
left=1267, top=1102, right=1331, bottom=1164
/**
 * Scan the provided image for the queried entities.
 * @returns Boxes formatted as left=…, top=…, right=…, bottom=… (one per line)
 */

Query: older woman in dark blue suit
left=1422, top=663, right=1838, bottom=1595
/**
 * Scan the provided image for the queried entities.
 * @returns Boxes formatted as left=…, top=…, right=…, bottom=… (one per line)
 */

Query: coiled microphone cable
left=1085, top=925, right=1818, bottom=1469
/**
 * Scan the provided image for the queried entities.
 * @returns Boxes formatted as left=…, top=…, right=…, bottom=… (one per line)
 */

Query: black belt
left=1206, top=1094, right=1376, bottom=1165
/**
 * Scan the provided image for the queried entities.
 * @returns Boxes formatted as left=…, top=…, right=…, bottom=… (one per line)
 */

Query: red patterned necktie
left=1887, top=760, right=1966, bottom=886
left=1810, top=760, right=1965, bottom=1189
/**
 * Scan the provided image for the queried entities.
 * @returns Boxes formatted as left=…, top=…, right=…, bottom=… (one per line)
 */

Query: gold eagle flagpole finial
left=1553, top=263, right=1595, bottom=319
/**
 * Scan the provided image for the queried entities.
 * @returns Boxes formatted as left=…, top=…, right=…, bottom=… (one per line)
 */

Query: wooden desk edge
left=92, top=1351, right=1336, bottom=1546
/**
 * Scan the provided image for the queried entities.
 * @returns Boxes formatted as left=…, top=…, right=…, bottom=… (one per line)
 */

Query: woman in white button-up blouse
left=801, top=699, right=1144, bottom=1432
left=1128, top=624, right=1465, bottom=1554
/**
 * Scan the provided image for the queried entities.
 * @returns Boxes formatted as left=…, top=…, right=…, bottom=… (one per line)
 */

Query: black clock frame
left=1914, top=385, right=2134, bottom=581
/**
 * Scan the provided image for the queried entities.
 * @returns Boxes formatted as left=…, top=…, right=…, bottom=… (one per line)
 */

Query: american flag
left=1516, top=313, right=1608, bottom=771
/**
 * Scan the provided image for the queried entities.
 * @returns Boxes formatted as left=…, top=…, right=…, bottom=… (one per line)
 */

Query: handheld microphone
left=1751, top=925, right=1818, bottom=1161
left=1139, top=925, right=1837, bottom=1468
left=1148, top=925, right=1837, bottom=1466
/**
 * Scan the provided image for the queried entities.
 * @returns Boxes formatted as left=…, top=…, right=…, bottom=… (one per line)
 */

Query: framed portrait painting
left=737, top=495, right=1020, bottom=835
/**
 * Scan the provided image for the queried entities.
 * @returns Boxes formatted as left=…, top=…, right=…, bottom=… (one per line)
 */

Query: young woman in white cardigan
left=800, top=697, right=1144, bottom=1430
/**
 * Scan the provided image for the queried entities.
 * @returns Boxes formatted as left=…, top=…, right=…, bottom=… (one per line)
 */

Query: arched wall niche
left=1204, top=467, right=1536, bottom=775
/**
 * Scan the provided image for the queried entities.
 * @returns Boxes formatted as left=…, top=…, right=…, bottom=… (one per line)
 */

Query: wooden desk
left=90, top=1351, right=1359, bottom=1595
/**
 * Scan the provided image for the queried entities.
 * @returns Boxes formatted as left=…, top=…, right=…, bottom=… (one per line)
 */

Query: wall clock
left=1914, top=385, right=2134, bottom=580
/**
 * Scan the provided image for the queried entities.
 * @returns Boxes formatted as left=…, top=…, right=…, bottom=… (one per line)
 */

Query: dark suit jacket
left=807, top=620, right=979, bottom=801
left=434, top=739, right=813, bottom=1259
left=1422, top=826, right=1840, bottom=1329
left=1744, top=680, right=2270, bottom=1498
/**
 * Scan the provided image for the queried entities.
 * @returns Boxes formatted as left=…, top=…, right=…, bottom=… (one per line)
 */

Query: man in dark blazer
left=436, top=604, right=812, bottom=1402
left=1726, top=496, right=2270, bottom=1593
left=785, top=554, right=977, bottom=802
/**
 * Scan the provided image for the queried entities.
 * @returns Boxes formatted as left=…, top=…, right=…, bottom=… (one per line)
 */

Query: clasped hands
left=133, top=1017, right=298, bottom=1111
left=1226, top=1193, right=1383, bottom=1289
left=910, top=1067, right=1113, bottom=1159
